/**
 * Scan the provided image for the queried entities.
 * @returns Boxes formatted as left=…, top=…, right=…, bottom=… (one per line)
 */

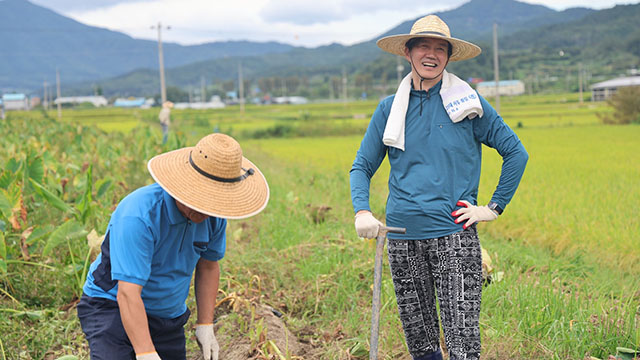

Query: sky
left=29, top=0, right=639, bottom=48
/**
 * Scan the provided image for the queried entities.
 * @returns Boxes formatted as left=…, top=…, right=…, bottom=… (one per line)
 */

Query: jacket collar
left=162, top=188, right=188, bottom=225
left=410, top=78, right=443, bottom=96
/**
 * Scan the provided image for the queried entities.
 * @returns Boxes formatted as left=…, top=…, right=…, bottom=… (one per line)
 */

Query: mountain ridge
left=1, top=0, right=638, bottom=97
left=0, top=0, right=296, bottom=91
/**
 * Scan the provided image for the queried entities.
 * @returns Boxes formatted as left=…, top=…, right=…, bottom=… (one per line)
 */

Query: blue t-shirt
left=83, top=183, right=227, bottom=318
left=350, top=80, right=528, bottom=239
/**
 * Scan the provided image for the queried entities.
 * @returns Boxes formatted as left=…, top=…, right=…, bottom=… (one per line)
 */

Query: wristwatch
left=487, top=201, right=503, bottom=215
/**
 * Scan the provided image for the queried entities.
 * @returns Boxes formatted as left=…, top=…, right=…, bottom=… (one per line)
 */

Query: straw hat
left=377, top=15, right=481, bottom=62
left=147, top=133, right=269, bottom=219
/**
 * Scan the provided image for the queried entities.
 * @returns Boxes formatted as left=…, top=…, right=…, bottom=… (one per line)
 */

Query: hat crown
left=192, top=133, right=243, bottom=179
left=410, top=15, right=451, bottom=38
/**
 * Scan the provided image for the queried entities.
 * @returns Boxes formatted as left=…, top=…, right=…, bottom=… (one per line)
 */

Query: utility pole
left=56, top=68, right=62, bottom=120
left=43, top=80, right=48, bottom=110
left=342, top=66, right=347, bottom=104
left=48, top=85, right=53, bottom=110
left=238, top=63, right=245, bottom=113
left=329, top=76, right=334, bottom=100
left=201, top=76, right=206, bottom=103
left=396, top=57, right=404, bottom=84
left=492, top=22, right=500, bottom=112
left=151, top=22, right=170, bottom=104
left=578, top=62, right=584, bottom=104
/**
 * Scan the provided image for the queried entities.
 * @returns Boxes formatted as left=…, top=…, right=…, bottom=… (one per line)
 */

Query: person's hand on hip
left=355, top=211, right=383, bottom=238
left=136, top=352, right=161, bottom=360
left=195, top=323, right=219, bottom=360
left=452, top=200, right=498, bottom=229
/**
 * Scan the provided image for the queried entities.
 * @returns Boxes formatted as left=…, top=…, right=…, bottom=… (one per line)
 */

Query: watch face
left=489, top=202, right=502, bottom=214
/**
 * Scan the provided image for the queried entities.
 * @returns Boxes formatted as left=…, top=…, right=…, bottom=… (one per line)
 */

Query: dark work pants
left=388, top=225, right=482, bottom=360
left=77, top=294, right=190, bottom=360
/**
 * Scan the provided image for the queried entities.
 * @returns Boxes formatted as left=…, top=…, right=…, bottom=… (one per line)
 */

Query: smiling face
left=404, top=37, right=451, bottom=90
left=175, top=200, right=209, bottom=223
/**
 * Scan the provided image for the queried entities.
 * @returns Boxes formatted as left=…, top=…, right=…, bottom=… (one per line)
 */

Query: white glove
left=136, top=352, right=161, bottom=360
left=354, top=211, right=383, bottom=238
left=195, top=323, right=219, bottom=360
left=452, top=200, right=498, bottom=229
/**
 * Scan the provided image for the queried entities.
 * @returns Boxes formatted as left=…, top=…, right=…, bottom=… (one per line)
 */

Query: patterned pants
left=387, top=225, right=482, bottom=360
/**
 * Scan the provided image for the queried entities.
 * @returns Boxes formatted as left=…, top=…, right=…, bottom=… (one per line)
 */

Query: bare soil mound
left=190, top=304, right=316, bottom=359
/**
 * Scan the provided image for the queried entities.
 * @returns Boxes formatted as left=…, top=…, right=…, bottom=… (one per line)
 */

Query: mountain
left=0, top=0, right=295, bottom=91
left=66, top=42, right=382, bottom=97
left=65, top=0, right=609, bottom=97
left=377, top=0, right=594, bottom=41
left=3, top=0, right=638, bottom=97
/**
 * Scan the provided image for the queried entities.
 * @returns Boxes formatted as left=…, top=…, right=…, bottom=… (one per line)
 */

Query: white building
left=174, top=96, right=226, bottom=109
left=54, top=96, right=108, bottom=107
left=590, top=76, right=640, bottom=101
left=273, top=96, right=309, bottom=105
left=2, top=93, right=30, bottom=110
left=476, top=80, right=525, bottom=97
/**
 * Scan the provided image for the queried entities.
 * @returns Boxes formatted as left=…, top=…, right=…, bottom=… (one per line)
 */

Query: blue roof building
left=2, top=93, right=30, bottom=110
left=114, top=98, right=146, bottom=108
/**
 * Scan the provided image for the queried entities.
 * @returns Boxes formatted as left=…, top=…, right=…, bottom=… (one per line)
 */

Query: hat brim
left=148, top=148, right=269, bottom=220
left=377, top=34, right=481, bottom=62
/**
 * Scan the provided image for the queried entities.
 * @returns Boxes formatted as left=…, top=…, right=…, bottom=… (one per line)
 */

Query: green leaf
left=29, top=178, right=78, bottom=217
left=95, top=178, right=113, bottom=199
left=76, top=165, right=93, bottom=224
left=349, top=341, right=369, bottom=357
left=25, top=224, right=54, bottom=246
left=0, top=231, right=5, bottom=259
left=5, top=158, right=21, bottom=173
left=25, top=310, right=44, bottom=320
left=0, top=259, right=6, bottom=274
left=616, top=347, right=638, bottom=360
left=0, top=190, right=12, bottom=219
left=0, top=219, right=5, bottom=232
left=43, top=220, right=87, bottom=257
left=0, top=170, right=13, bottom=189
left=27, top=154, right=44, bottom=184
left=55, top=356, right=79, bottom=360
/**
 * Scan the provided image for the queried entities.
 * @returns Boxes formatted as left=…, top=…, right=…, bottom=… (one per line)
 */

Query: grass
left=0, top=93, right=638, bottom=359
left=240, top=122, right=639, bottom=359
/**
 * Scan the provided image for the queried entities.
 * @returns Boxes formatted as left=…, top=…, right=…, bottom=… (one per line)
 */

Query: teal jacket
left=350, top=80, right=528, bottom=239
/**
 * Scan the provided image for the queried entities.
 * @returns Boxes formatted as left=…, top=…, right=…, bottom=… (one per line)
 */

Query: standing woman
left=350, top=15, right=528, bottom=360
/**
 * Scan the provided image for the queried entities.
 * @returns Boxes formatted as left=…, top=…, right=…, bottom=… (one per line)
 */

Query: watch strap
left=488, top=201, right=503, bottom=215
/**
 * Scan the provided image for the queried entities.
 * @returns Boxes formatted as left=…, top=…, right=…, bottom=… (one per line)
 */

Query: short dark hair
left=405, top=37, right=453, bottom=59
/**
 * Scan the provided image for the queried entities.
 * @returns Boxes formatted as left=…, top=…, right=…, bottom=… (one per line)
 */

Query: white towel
left=381, top=73, right=412, bottom=151
left=383, top=70, right=483, bottom=151
left=441, top=70, right=483, bottom=123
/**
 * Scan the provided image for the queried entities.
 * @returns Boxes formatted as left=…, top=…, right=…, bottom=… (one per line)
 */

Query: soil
left=190, top=304, right=316, bottom=360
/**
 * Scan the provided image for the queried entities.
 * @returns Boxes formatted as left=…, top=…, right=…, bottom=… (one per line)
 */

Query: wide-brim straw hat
left=377, top=15, right=481, bottom=62
left=148, top=133, right=269, bottom=219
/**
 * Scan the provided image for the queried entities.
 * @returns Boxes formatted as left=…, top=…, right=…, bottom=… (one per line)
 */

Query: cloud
left=30, top=0, right=154, bottom=12
left=259, top=0, right=458, bottom=25
left=260, top=1, right=345, bottom=25
left=30, top=0, right=632, bottom=48
left=519, top=0, right=636, bottom=10
left=44, top=0, right=464, bottom=47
